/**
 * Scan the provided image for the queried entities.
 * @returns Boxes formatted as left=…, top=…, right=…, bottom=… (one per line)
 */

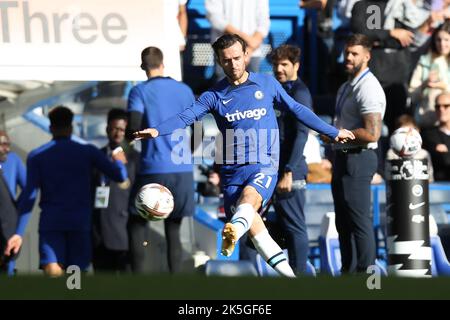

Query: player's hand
left=112, top=146, right=128, bottom=164
left=4, top=234, right=22, bottom=256
left=277, top=172, right=293, bottom=193
left=133, top=128, right=159, bottom=140
left=335, top=129, right=355, bottom=144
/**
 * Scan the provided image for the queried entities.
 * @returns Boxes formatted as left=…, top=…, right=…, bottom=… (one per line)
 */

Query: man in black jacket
left=92, top=108, right=140, bottom=273
left=422, top=93, right=450, bottom=181
left=269, top=44, right=313, bottom=275
left=0, top=169, right=17, bottom=274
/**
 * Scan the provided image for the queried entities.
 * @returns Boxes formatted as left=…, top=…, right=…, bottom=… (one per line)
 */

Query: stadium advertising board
left=0, top=0, right=182, bottom=80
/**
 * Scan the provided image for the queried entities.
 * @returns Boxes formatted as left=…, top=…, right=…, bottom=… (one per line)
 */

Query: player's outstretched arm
left=335, top=129, right=355, bottom=144
left=133, top=128, right=159, bottom=140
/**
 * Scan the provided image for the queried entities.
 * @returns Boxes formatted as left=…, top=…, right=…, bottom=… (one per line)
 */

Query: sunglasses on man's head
left=437, top=104, right=450, bottom=109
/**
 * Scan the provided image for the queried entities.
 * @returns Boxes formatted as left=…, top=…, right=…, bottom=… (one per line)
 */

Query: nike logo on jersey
left=225, top=108, right=267, bottom=122
left=409, top=202, right=425, bottom=210
left=222, top=98, right=233, bottom=105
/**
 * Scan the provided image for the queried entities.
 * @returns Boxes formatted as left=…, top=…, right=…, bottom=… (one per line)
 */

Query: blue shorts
left=39, top=231, right=91, bottom=270
left=223, top=166, right=277, bottom=219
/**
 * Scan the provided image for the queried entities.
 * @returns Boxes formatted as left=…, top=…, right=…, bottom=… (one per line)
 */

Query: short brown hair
left=269, top=44, right=301, bottom=65
left=141, top=47, right=163, bottom=71
left=212, top=34, right=247, bottom=59
left=345, top=34, right=373, bottom=51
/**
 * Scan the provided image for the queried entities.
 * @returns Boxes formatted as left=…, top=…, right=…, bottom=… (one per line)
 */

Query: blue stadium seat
left=429, top=215, right=450, bottom=276
left=319, top=212, right=387, bottom=276
left=255, top=250, right=316, bottom=277
left=318, top=212, right=341, bottom=276
left=204, top=260, right=258, bottom=277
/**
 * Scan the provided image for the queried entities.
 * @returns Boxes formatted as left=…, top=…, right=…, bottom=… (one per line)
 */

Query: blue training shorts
left=222, top=165, right=277, bottom=219
left=39, top=231, right=91, bottom=270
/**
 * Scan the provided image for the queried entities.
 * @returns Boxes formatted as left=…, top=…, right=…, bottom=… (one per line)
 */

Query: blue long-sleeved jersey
left=156, top=72, right=338, bottom=181
left=16, top=138, right=127, bottom=236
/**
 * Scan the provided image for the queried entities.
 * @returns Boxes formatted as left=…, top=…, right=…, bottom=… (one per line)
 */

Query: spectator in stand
left=351, top=0, right=431, bottom=133
left=205, top=0, right=270, bottom=78
left=409, top=20, right=450, bottom=128
left=422, top=92, right=450, bottom=180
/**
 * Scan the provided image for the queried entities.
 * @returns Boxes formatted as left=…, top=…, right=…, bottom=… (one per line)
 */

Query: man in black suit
left=92, top=108, right=140, bottom=273
left=0, top=168, right=18, bottom=273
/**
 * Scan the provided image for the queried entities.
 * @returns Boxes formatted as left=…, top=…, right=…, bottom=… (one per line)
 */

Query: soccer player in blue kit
left=134, top=34, right=354, bottom=277
left=4, top=106, right=128, bottom=276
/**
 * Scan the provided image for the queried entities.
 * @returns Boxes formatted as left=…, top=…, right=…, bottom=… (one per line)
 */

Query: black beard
left=224, top=70, right=239, bottom=81
left=346, top=62, right=363, bottom=77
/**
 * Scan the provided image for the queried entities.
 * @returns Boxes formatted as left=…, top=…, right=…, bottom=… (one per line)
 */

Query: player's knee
left=43, top=263, right=64, bottom=277
left=239, top=186, right=262, bottom=209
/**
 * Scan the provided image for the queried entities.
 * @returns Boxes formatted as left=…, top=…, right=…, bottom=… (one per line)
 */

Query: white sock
left=230, top=203, right=255, bottom=241
left=251, top=229, right=296, bottom=278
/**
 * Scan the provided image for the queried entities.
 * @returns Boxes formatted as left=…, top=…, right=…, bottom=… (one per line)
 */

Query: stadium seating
left=319, top=212, right=387, bottom=276
left=318, top=212, right=341, bottom=276
left=193, top=207, right=240, bottom=261
left=304, top=185, right=335, bottom=263
left=185, top=0, right=312, bottom=93
left=204, top=260, right=258, bottom=277
left=429, top=215, right=450, bottom=276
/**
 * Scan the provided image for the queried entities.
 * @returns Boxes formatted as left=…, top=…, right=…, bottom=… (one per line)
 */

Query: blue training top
left=128, top=76, right=195, bottom=174
left=0, top=151, right=26, bottom=199
left=155, top=72, right=338, bottom=179
left=15, top=138, right=127, bottom=235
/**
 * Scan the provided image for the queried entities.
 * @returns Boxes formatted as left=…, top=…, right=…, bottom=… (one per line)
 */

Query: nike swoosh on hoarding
left=409, top=202, right=425, bottom=210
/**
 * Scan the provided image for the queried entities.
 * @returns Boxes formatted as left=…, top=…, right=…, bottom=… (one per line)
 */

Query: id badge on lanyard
left=95, top=186, right=110, bottom=208
left=94, top=175, right=110, bottom=208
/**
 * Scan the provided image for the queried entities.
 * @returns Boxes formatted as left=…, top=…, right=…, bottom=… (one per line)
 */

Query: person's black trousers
left=274, top=188, right=309, bottom=275
left=331, top=149, right=377, bottom=273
